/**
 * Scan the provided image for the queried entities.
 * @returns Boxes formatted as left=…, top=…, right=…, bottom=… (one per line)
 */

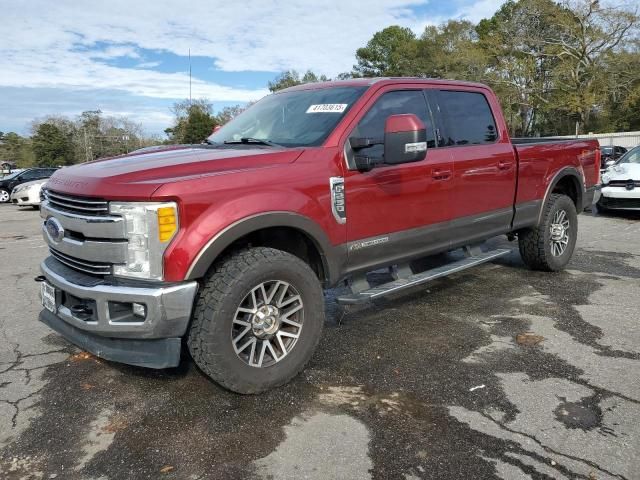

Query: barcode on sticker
left=306, top=104, right=348, bottom=113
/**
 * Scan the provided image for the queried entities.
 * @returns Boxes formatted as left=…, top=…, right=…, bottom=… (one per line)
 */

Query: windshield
left=617, top=146, right=640, bottom=165
left=207, top=86, right=367, bottom=148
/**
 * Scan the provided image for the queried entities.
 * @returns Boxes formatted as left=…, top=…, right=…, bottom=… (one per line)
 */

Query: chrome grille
left=49, top=247, right=113, bottom=276
left=608, top=180, right=640, bottom=188
left=43, top=189, right=109, bottom=216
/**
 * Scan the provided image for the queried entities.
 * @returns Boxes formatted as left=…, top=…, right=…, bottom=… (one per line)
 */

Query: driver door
left=343, top=88, right=453, bottom=272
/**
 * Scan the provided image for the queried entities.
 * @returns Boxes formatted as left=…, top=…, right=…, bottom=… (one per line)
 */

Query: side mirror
left=606, top=160, right=615, bottom=167
left=384, top=114, right=427, bottom=165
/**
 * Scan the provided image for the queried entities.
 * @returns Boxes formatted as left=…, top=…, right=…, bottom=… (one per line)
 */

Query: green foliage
left=354, top=26, right=420, bottom=77
left=349, top=0, right=639, bottom=136
left=268, top=70, right=329, bottom=92
left=165, top=99, right=218, bottom=144
left=32, top=123, right=75, bottom=167
left=0, top=132, right=35, bottom=167
left=214, top=104, right=247, bottom=125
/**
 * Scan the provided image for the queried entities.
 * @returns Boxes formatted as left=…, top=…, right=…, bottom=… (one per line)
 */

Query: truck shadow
left=1, top=245, right=632, bottom=480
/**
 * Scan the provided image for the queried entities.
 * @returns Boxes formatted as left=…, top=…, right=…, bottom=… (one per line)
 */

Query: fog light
left=132, top=303, right=146, bottom=318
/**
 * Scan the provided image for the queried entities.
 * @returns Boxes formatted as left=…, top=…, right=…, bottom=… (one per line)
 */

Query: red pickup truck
left=37, top=78, right=600, bottom=393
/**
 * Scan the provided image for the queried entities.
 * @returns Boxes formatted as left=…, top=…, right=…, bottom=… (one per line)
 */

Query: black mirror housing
left=383, top=114, right=428, bottom=165
left=349, top=137, right=382, bottom=150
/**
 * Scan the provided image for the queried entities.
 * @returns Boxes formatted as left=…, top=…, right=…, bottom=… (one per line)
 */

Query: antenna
left=189, top=48, right=192, bottom=106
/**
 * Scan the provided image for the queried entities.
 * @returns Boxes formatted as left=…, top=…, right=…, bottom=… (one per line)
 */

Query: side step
left=336, top=248, right=511, bottom=305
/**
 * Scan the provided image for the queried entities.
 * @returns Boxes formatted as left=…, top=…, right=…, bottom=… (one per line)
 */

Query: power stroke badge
left=330, top=177, right=346, bottom=224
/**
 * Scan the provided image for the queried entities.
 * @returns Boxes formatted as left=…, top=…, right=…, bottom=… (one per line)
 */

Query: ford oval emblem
left=45, top=217, right=64, bottom=243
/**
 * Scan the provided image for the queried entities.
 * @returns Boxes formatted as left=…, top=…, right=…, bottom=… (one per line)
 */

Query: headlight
left=601, top=173, right=610, bottom=185
left=13, top=185, right=26, bottom=194
left=109, top=202, right=179, bottom=280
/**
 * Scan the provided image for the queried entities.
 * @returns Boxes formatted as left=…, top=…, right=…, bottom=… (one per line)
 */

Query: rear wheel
left=0, top=189, right=9, bottom=203
left=188, top=247, right=324, bottom=394
left=518, top=193, right=577, bottom=271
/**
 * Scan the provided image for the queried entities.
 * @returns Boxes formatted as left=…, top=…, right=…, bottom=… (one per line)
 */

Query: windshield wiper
left=224, top=137, right=282, bottom=147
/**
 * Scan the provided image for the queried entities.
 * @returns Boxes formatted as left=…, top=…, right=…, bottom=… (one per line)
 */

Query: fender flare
left=538, top=167, right=585, bottom=224
left=184, top=211, right=345, bottom=285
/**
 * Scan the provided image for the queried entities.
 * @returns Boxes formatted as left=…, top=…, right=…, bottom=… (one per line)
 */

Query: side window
left=19, top=170, right=38, bottom=180
left=352, top=90, right=436, bottom=159
left=437, top=90, right=498, bottom=146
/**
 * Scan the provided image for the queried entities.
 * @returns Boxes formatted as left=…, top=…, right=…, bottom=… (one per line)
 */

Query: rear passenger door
left=433, top=88, right=517, bottom=242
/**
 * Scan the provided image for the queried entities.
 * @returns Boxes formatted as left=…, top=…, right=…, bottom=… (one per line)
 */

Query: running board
left=336, top=248, right=511, bottom=305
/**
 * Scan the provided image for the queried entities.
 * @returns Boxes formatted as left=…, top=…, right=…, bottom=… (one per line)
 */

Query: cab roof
left=277, top=77, right=490, bottom=93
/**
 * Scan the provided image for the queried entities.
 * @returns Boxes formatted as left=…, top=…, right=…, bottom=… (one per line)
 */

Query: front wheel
left=518, top=193, right=578, bottom=271
left=188, top=247, right=325, bottom=394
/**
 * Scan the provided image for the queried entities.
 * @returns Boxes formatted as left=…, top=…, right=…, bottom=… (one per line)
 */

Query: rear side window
left=437, top=91, right=498, bottom=146
left=352, top=90, right=436, bottom=159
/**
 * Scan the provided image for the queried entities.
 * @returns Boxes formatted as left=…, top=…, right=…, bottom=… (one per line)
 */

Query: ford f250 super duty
left=36, top=78, right=600, bottom=393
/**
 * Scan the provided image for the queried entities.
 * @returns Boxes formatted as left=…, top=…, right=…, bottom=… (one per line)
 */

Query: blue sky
left=0, top=0, right=505, bottom=137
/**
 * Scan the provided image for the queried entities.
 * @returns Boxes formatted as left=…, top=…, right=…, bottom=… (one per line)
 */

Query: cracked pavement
left=0, top=203, right=639, bottom=479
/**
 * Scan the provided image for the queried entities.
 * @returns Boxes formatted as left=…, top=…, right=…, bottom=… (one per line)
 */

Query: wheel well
left=551, top=175, right=581, bottom=208
left=219, top=227, right=327, bottom=283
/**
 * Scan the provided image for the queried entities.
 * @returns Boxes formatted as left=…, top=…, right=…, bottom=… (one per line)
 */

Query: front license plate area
left=41, top=282, right=57, bottom=313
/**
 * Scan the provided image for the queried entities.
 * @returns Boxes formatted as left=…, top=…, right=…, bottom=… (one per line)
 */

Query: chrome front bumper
left=39, top=259, right=198, bottom=340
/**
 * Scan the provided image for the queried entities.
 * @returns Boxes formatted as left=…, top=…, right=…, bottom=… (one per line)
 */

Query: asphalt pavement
left=1, top=203, right=639, bottom=479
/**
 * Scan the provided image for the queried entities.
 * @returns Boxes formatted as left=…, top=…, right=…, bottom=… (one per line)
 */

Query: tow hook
left=34, top=275, right=46, bottom=282
left=70, top=305, right=93, bottom=319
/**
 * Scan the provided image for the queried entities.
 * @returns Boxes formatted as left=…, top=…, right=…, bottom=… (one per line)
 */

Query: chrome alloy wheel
left=549, top=209, right=570, bottom=257
left=0, top=190, right=9, bottom=203
left=231, top=280, right=304, bottom=368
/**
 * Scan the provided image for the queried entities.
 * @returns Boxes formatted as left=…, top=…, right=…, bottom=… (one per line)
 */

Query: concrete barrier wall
left=553, top=131, right=640, bottom=149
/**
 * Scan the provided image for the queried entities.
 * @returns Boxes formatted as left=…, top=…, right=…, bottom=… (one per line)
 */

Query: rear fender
left=539, top=167, right=585, bottom=223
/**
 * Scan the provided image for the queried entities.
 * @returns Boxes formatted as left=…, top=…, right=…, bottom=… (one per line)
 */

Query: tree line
left=0, top=111, right=154, bottom=168
left=2, top=0, right=637, bottom=168
left=270, top=0, right=639, bottom=137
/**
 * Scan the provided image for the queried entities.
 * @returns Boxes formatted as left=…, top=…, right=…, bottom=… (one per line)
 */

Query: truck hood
left=604, top=163, right=640, bottom=181
left=45, top=146, right=303, bottom=200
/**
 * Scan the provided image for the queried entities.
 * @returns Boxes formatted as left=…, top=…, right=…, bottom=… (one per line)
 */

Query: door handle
left=432, top=169, right=452, bottom=180
left=498, top=161, right=513, bottom=170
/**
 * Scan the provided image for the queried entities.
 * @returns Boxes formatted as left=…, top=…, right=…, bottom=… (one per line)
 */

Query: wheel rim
left=550, top=209, right=570, bottom=257
left=231, top=280, right=304, bottom=368
left=0, top=190, right=9, bottom=202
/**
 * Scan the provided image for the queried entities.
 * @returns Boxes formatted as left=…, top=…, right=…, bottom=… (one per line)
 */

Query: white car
left=598, top=146, right=640, bottom=211
left=10, top=179, right=47, bottom=208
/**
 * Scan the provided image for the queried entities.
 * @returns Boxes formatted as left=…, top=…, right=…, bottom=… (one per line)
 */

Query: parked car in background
left=0, top=167, right=58, bottom=203
left=598, top=146, right=640, bottom=211
left=600, top=146, right=627, bottom=168
left=10, top=179, right=47, bottom=209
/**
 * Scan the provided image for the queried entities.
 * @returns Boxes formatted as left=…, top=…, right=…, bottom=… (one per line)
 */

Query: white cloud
left=89, top=45, right=141, bottom=59
left=0, top=0, right=508, bottom=133
left=135, top=61, right=162, bottom=69
left=0, top=0, right=436, bottom=101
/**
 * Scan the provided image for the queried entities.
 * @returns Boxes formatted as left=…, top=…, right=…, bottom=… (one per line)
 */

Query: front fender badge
left=330, top=177, right=346, bottom=224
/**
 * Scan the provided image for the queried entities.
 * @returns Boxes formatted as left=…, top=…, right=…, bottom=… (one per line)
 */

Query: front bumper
left=10, top=190, right=40, bottom=206
left=599, top=186, right=640, bottom=210
left=39, top=258, right=199, bottom=368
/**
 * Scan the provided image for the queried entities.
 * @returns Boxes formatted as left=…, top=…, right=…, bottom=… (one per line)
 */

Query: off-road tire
left=518, top=193, right=577, bottom=271
left=188, top=247, right=324, bottom=394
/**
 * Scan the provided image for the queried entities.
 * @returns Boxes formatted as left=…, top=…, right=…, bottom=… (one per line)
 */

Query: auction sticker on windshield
left=306, top=104, right=348, bottom=113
